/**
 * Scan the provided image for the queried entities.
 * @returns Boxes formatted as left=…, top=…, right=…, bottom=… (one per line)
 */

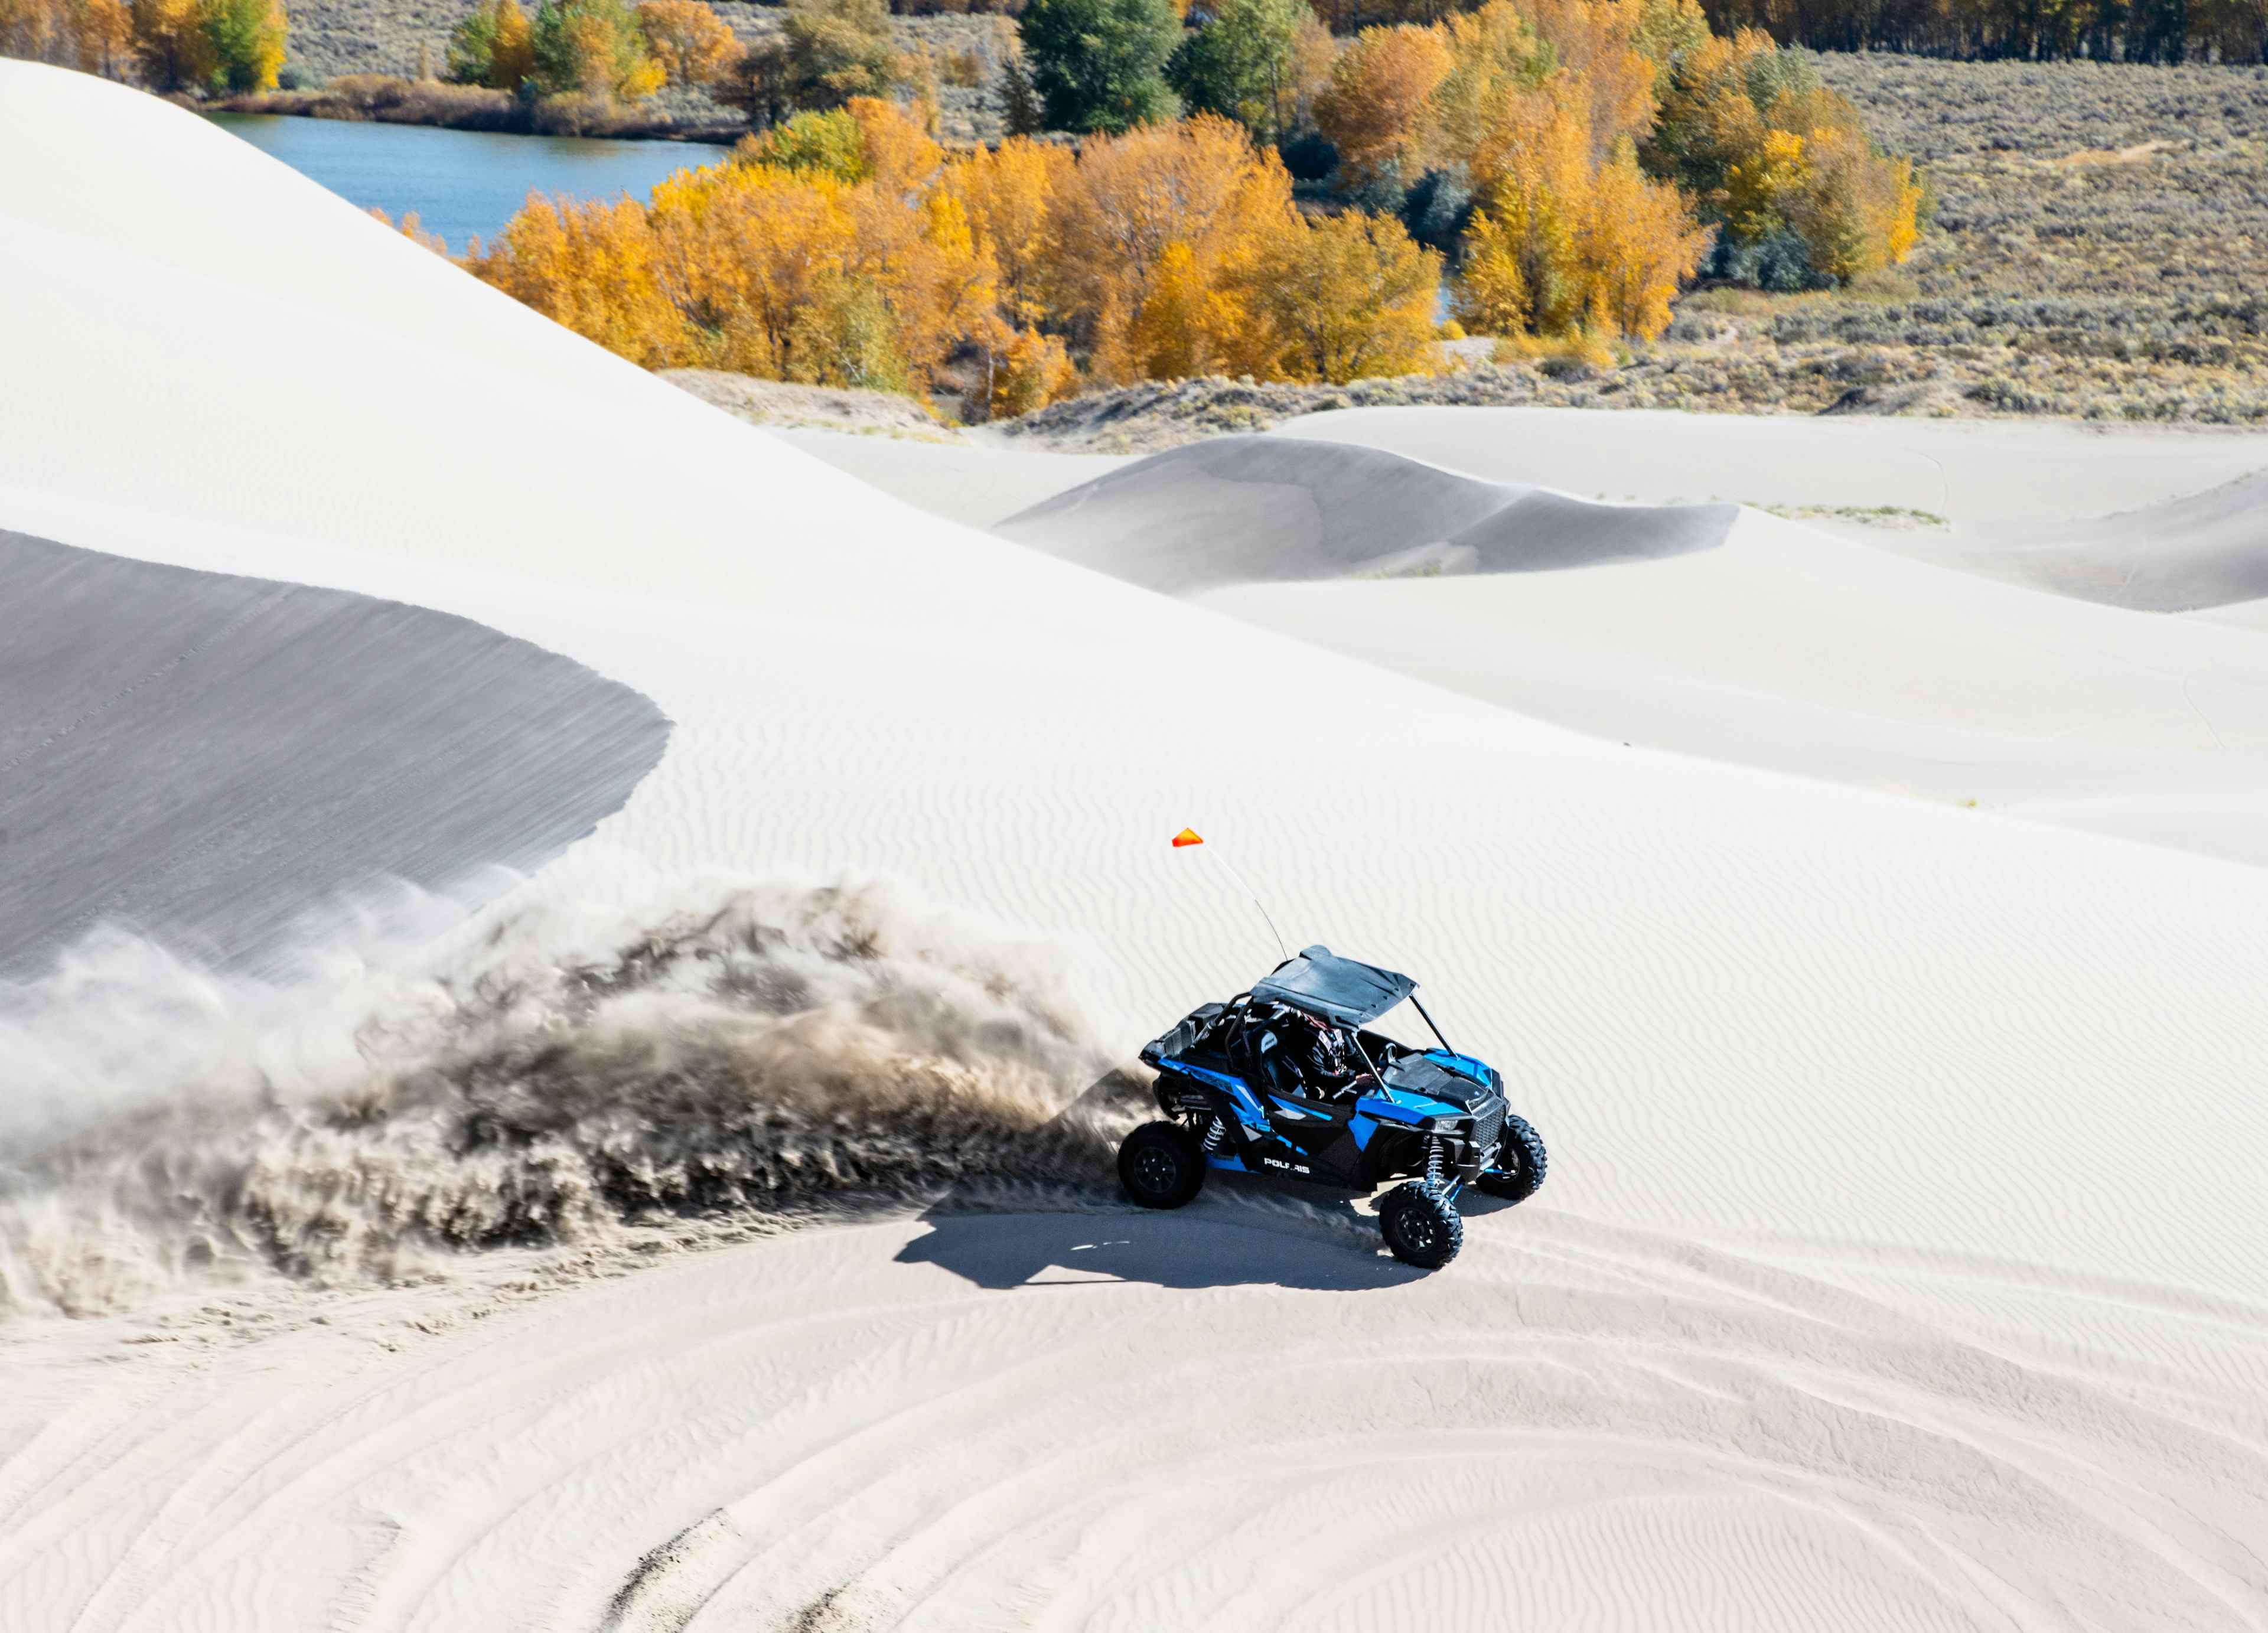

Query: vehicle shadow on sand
left=898, top=1062, right=1521, bottom=1292
left=892, top=1199, right=1429, bottom=1293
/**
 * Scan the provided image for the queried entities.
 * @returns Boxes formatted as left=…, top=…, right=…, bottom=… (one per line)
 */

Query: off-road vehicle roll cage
left=1120, top=944, right=1547, bottom=1269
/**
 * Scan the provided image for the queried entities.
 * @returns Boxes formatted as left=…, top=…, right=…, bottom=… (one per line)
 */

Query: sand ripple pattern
left=6, top=1205, right=2264, bottom=1631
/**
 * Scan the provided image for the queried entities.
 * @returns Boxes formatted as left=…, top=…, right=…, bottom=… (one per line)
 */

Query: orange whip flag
left=1168, top=826, right=1285, bottom=958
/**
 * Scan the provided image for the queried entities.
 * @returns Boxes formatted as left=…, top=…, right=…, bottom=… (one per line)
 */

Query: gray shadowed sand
left=1953, top=467, right=2268, bottom=611
left=0, top=529, right=668, bottom=976
left=993, top=435, right=1738, bottom=594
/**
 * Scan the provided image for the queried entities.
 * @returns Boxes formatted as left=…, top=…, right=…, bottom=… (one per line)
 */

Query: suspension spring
left=1201, top=1115, right=1227, bottom=1153
left=1424, top=1136, right=1446, bottom=1188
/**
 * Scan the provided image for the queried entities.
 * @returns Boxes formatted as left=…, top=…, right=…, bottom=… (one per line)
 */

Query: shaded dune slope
left=996, top=435, right=1737, bottom=593
left=0, top=529, right=667, bottom=975
left=1972, top=466, right=2268, bottom=610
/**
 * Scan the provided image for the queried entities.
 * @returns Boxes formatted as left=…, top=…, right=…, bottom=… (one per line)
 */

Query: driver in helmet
left=1253, top=1003, right=1372, bottom=1101
left=1293, top=1012, right=1371, bottom=1100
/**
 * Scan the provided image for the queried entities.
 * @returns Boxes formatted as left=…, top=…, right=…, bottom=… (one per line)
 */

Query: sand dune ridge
left=998, top=435, right=1738, bottom=592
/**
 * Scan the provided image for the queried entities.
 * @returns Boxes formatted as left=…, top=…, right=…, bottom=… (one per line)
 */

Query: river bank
left=234, top=0, right=1016, bottom=139
left=211, top=77, right=745, bottom=142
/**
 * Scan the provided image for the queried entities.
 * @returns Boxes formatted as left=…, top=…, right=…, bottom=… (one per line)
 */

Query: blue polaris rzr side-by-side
left=1120, top=944, right=1547, bottom=1269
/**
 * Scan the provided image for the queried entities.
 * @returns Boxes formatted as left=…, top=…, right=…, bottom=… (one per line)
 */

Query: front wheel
left=1474, top=1114, right=1547, bottom=1204
left=1379, top=1181, right=1464, bottom=1269
left=1117, top=1120, right=1207, bottom=1209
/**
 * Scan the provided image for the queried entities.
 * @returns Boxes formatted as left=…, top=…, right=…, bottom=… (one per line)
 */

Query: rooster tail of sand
left=0, top=872, right=1138, bottom=1319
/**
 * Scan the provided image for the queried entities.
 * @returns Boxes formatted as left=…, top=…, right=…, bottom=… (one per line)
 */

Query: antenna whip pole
left=1171, top=828, right=1288, bottom=962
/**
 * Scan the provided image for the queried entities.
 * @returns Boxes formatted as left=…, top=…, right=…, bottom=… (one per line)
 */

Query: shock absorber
left=1424, top=1135, right=1446, bottom=1189
left=1201, top=1114, right=1227, bottom=1153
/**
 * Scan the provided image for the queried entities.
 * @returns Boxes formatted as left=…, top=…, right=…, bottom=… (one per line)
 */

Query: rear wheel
left=1474, top=1114, right=1547, bottom=1204
left=1117, top=1120, right=1206, bottom=1209
left=1379, top=1181, right=1464, bottom=1269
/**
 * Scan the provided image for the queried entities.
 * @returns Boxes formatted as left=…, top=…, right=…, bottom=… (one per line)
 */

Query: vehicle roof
left=1248, top=944, right=1416, bottom=1028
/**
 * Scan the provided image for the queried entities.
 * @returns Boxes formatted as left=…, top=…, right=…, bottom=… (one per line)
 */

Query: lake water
left=205, top=115, right=731, bottom=254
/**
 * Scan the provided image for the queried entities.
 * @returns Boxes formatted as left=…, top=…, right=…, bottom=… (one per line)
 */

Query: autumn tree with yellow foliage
left=947, top=135, right=1074, bottom=326
left=469, top=98, right=1445, bottom=413
left=1647, top=26, right=1920, bottom=288
left=127, top=0, right=213, bottom=89
left=1312, top=24, right=1450, bottom=187
left=461, top=6, right=1922, bottom=411
left=1301, top=0, right=1915, bottom=341
left=472, top=100, right=994, bottom=393
left=1425, top=0, right=1544, bottom=171
left=448, top=0, right=535, bottom=89
left=529, top=0, right=662, bottom=100
left=633, top=0, right=731, bottom=86
left=941, top=135, right=1080, bottom=412
left=468, top=194, right=683, bottom=366
left=1241, top=210, right=1441, bottom=382
left=200, top=0, right=286, bottom=89
left=1041, top=114, right=1292, bottom=372
left=1, top=0, right=131, bottom=74
left=114, top=0, right=285, bottom=92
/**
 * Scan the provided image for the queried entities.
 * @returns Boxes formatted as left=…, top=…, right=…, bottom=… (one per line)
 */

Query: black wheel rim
left=1397, top=1206, right=1438, bottom=1256
left=1132, top=1144, right=1180, bottom=1197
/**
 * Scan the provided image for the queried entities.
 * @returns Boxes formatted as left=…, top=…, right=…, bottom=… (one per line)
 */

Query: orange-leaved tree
left=1312, top=24, right=1452, bottom=188
left=1428, top=0, right=1546, bottom=171
left=449, top=0, right=536, bottom=89
left=1052, top=113, right=1445, bottom=385
left=1644, top=27, right=1919, bottom=288
left=1236, top=210, right=1442, bottom=382
left=634, top=0, right=732, bottom=87
left=1452, top=72, right=1705, bottom=343
left=369, top=206, right=451, bottom=254
left=129, top=0, right=216, bottom=89
left=1578, top=143, right=1709, bottom=337
left=1, top=0, right=132, bottom=72
left=472, top=100, right=1461, bottom=402
left=646, top=161, right=853, bottom=374
left=1040, top=112, right=1299, bottom=380
left=466, top=193, right=687, bottom=366
left=1519, top=0, right=1656, bottom=161
left=941, top=135, right=1078, bottom=414
left=986, top=324, right=1078, bottom=419
left=945, top=135, right=1074, bottom=327
left=472, top=99, right=998, bottom=391
left=1453, top=81, right=1593, bottom=335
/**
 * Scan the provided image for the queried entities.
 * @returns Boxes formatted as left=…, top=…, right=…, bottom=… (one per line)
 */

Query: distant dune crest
left=998, top=435, right=1739, bottom=594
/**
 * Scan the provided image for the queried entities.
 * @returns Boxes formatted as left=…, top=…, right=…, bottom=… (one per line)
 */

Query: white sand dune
left=996, top=436, right=1736, bottom=591
left=1195, top=510, right=2268, bottom=863
left=1934, top=467, right=2268, bottom=611
left=5, top=62, right=2268, bottom=1632
left=2201, top=594, right=2268, bottom=632
left=764, top=426, right=1136, bottom=530
left=1269, top=403, right=2268, bottom=533
left=0, top=526, right=665, bottom=975
left=983, top=430, right=2268, bottom=866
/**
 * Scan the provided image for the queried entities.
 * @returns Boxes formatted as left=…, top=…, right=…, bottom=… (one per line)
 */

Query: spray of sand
left=0, top=873, right=1130, bottom=1319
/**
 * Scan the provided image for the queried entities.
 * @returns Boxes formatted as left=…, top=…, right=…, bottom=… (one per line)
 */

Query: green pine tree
left=1017, top=0, right=1181, bottom=135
